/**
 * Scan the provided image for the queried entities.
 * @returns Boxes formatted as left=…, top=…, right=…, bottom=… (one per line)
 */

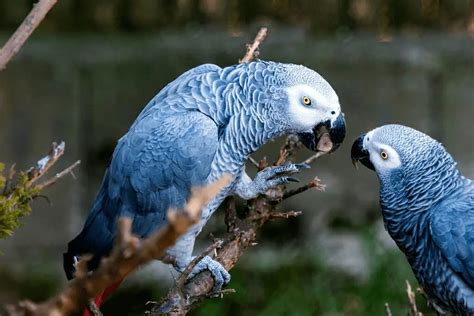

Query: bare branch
left=239, top=27, right=268, bottom=64
left=385, top=302, right=393, bottom=316
left=406, top=280, right=423, bottom=316
left=283, top=176, right=325, bottom=200
left=303, top=152, right=326, bottom=165
left=0, top=0, right=59, bottom=70
left=247, top=156, right=260, bottom=168
left=5, top=176, right=231, bottom=316
left=274, top=149, right=289, bottom=166
left=267, top=210, right=302, bottom=220
left=26, top=141, right=66, bottom=187
left=35, top=160, right=81, bottom=191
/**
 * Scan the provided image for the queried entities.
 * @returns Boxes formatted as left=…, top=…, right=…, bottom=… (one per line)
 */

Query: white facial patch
left=364, top=131, right=402, bottom=170
left=285, top=84, right=340, bottom=131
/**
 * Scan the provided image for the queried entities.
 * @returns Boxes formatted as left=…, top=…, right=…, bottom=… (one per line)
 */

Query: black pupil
left=331, top=111, right=336, bottom=114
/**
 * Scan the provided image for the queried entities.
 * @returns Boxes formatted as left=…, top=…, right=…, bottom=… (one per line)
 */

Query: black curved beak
left=297, top=113, right=346, bottom=153
left=351, top=134, right=374, bottom=170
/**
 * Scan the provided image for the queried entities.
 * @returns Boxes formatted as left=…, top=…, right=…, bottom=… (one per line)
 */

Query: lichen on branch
left=0, top=164, right=38, bottom=239
left=0, top=142, right=80, bottom=240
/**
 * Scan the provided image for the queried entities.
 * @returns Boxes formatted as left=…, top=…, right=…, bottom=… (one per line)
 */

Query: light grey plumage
left=64, top=60, right=346, bottom=295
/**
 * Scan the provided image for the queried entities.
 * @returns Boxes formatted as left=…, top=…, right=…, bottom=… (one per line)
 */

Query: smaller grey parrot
left=351, top=124, right=474, bottom=314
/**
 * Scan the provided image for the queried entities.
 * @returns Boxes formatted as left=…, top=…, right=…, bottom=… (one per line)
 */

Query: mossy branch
left=0, top=142, right=80, bottom=240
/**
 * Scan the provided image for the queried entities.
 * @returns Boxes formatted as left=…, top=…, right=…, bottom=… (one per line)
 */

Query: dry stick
left=406, top=280, right=422, bottom=316
left=35, top=160, right=81, bottom=190
left=239, top=27, right=268, bottom=63
left=385, top=302, right=393, bottom=316
left=282, top=176, right=325, bottom=200
left=247, top=156, right=260, bottom=168
left=0, top=0, right=59, bottom=70
left=5, top=177, right=231, bottom=316
left=26, top=142, right=66, bottom=187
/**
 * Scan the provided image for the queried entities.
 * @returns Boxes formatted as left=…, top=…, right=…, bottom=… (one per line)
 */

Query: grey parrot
left=64, top=60, right=346, bottom=310
left=352, top=124, right=474, bottom=314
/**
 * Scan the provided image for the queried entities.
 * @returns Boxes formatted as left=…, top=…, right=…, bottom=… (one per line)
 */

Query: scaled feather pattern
left=64, top=60, right=344, bottom=291
left=352, top=124, right=474, bottom=314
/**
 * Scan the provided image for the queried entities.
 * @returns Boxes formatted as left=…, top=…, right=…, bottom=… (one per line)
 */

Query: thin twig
left=0, top=0, right=59, bottom=70
left=239, top=27, right=268, bottom=64
left=35, top=160, right=81, bottom=190
left=282, top=177, right=325, bottom=200
left=258, top=157, right=268, bottom=171
left=274, top=149, right=289, bottom=166
left=406, top=280, right=422, bottom=316
left=268, top=210, right=302, bottom=220
left=303, top=152, right=326, bottom=165
left=26, top=141, right=66, bottom=187
left=247, top=156, right=260, bottom=168
left=385, top=302, right=392, bottom=316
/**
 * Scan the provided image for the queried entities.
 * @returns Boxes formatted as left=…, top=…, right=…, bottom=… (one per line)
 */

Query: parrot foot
left=176, top=255, right=231, bottom=293
left=251, top=162, right=310, bottom=195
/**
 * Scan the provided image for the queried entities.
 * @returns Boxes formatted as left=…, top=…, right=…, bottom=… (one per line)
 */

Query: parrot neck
left=380, top=159, right=465, bottom=259
left=213, top=109, right=284, bottom=175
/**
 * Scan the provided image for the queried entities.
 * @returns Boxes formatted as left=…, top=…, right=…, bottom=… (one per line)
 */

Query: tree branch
left=239, top=27, right=268, bottom=64
left=0, top=0, right=59, bottom=70
left=5, top=176, right=231, bottom=316
left=282, top=176, right=325, bottom=200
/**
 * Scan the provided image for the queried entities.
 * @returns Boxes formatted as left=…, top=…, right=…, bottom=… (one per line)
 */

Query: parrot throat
left=212, top=109, right=284, bottom=179
left=379, top=156, right=464, bottom=259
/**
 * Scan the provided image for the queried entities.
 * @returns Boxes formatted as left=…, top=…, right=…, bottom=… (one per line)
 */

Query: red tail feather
left=82, top=280, right=123, bottom=316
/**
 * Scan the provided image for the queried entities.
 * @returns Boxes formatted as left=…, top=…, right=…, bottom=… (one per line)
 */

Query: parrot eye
left=380, top=150, right=389, bottom=160
left=302, top=96, right=311, bottom=106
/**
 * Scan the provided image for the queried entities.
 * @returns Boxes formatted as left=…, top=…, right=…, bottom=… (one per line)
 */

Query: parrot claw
left=286, top=177, right=300, bottom=183
left=250, top=162, right=309, bottom=195
left=177, top=255, right=231, bottom=293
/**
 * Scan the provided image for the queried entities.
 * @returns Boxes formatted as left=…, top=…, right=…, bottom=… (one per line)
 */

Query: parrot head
left=263, top=62, right=346, bottom=154
left=252, top=60, right=346, bottom=153
left=350, top=124, right=458, bottom=205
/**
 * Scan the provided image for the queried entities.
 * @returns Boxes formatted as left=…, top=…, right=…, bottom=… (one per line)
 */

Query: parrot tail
left=82, top=279, right=123, bottom=316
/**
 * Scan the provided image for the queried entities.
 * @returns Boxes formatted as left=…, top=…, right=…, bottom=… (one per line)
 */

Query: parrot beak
left=297, top=112, right=346, bottom=154
left=351, top=134, right=375, bottom=171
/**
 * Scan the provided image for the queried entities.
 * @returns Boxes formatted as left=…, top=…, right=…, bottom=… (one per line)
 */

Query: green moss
left=0, top=163, right=40, bottom=240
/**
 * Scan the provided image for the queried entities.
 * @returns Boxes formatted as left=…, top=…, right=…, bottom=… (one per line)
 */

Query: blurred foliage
left=1, top=0, right=474, bottom=34
left=0, top=163, right=38, bottom=240
left=99, top=250, right=431, bottom=316
left=0, top=248, right=427, bottom=315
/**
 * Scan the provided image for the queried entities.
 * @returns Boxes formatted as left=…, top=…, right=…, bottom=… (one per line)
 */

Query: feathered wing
left=429, top=185, right=474, bottom=288
left=64, top=110, right=218, bottom=279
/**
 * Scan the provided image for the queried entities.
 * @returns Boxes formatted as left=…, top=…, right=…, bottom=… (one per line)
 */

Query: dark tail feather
left=82, top=279, right=123, bottom=316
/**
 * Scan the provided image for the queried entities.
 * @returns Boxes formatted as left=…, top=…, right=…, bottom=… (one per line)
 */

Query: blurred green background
left=2, top=0, right=474, bottom=315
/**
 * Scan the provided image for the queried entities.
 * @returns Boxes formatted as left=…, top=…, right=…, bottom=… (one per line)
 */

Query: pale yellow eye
left=302, top=96, right=311, bottom=106
left=380, top=150, right=388, bottom=160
